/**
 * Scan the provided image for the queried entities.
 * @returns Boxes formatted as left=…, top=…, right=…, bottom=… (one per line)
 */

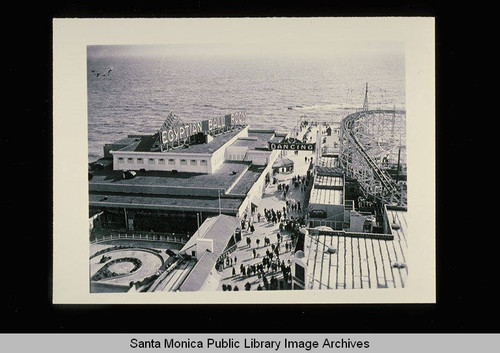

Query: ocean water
left=87, top=47, right=405, bottom=163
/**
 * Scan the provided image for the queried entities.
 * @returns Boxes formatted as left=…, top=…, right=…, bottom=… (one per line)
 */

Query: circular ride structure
left=340, top=109, right=407, bottom=207
left=90, top=248, right=164, bottom=287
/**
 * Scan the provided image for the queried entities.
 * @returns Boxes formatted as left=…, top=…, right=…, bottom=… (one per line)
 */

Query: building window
left=190, top=159, right=197, bottom=166
left=200, top=160, right=207, bottom=166
left=148, top=158, right=155, bottom=165
left=118, top=158, right=124, bottom=164
left=168, top=159, right=176, bottom=165
left=127, top=158, right=133, bottom=164
left=137, top=158, right=144, bottom=164
left=180, top=159, right=187, bottom=165
left=158, top=159, right=165, bottom=165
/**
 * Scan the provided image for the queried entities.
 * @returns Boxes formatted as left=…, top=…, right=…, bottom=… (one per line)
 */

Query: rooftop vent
left=392, top=262, right=406, bottom=269
left=325, top=247, right=337, bottom=254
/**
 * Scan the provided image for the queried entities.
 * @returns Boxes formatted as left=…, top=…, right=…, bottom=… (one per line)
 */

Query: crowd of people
left=221, top=247, right=294, bottom=291
left=218, top=147, right=316, bottom=292
left=219, top=207, right=306, bottom=291
left=215, top=251, right=237, bottom=272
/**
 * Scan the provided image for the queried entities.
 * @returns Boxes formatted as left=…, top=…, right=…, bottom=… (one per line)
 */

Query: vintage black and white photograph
left=53, top=18, right=434, bottom=303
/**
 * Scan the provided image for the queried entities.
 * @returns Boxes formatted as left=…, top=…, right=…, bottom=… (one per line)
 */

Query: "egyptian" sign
left=160, top=112, right=246, bottom=145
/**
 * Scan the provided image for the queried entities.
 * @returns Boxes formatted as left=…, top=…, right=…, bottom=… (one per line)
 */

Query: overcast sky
left=88, top=42, right=404, bottom=59
left=85, top=18, right=406, bottom=58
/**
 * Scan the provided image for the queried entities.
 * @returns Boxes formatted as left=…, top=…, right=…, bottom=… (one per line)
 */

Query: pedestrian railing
left=90, top=233, right=188, bottom=245
left=217, top=244, right=238, bottom=263
left=308, top=229, right=394, bottom=241
left=226, top=244, right=237, bottom=254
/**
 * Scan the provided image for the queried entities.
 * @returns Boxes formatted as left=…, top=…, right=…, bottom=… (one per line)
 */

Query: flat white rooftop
left=309, top=174, right=344, bottom=206
left=309, top=187, right=343, bottom=206
left=303, top=209, right=408, bottom=289
left=314, top=175, right=343, bottom=187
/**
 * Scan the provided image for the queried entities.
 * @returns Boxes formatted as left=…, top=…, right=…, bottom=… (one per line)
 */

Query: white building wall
left=226, top=145, right=248, bottom=161
left=211, top=127, right=249, bottom=172
left=112, top=151, right=213, bottom=173
left=246, top=150, right=269, bottom=165
left=196, top=239, right=214, bottom=260
left=111, top=127, right=249, bottom=174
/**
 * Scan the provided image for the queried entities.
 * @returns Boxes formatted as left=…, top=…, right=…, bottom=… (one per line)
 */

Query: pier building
left=292, top=206, right=407, bottom=290
left=89, top=112, right=288, bottom=237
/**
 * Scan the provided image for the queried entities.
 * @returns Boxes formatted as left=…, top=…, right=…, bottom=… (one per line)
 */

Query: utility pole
left=363, top=82, right=369, bottom=112
left=218, top=190, right=221, bottom=215
left=124, top=208, right=128, bottom=231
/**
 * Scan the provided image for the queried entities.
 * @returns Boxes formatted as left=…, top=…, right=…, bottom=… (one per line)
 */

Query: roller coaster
left=339, top=87, right=407, bottom=208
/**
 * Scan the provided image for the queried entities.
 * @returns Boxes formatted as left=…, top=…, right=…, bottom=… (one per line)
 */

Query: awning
left=272, top=156, right=294, bottom=169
